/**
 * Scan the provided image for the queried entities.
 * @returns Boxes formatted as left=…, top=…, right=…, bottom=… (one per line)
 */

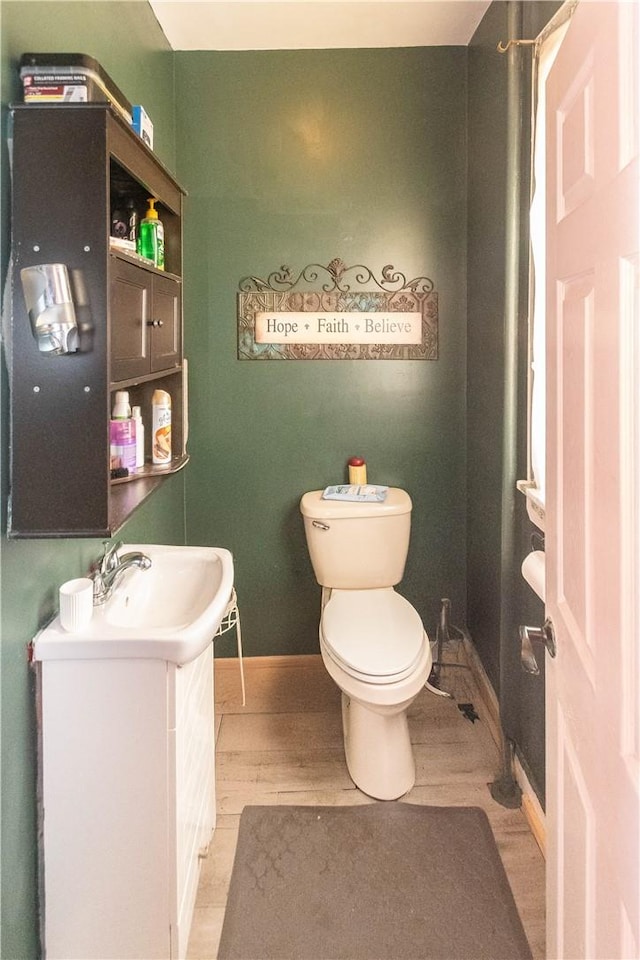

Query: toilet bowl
left=300, top=487, right=431, bottom=801
left=320, top=588, right=432, bottom=800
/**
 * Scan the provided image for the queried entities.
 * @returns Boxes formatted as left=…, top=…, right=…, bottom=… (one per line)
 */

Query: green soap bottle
left=137, top=198, right=165, bottom=270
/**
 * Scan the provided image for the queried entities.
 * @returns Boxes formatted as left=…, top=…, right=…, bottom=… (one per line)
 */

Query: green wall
left=467, top=0, right=561, bottom=802
left=175, top=47, right=468, bottom=659
left=0, top=5, right=183, bottom=957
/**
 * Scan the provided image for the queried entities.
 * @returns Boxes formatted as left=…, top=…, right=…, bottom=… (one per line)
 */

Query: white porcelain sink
left=33, top=544, right=234, bottom=665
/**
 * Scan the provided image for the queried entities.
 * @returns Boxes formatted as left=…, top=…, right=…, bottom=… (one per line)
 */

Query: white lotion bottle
left=132, top=405, right=145, bottom=469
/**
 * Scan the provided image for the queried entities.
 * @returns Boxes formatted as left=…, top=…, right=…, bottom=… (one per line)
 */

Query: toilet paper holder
left=520, top=618, right=556, bottom=675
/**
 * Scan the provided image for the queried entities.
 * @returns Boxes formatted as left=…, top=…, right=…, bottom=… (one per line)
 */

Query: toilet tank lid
left=300, top=487, right=412, bottom=520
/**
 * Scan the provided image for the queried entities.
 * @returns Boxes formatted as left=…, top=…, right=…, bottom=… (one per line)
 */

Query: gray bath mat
left=218, top=803, right=532, bottom=960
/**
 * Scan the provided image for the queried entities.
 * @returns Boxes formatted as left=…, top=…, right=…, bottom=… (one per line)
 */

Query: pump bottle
left=110, top=390, right=137, bottom=473
left=137, top=198, right=165, bottom=270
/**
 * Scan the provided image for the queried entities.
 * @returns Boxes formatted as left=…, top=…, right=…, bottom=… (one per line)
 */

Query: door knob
left=520, top=618, right=557, bottom=675
left=147, top=319, right=164, bottom=327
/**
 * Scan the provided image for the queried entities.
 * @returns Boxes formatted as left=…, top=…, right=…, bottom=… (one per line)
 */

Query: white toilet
left=300, top=487, right=432, bottom=800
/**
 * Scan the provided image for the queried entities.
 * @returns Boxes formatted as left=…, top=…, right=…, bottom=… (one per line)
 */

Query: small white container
left=132, top=405, right=145, bottom=469
left=59, top=578, right=94, bottom=633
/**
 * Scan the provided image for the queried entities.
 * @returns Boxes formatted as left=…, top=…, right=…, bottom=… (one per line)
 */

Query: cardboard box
left=132, top=105, right=154, bottom=150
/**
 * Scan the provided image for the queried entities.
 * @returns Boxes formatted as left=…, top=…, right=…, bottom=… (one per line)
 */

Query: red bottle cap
left=348, top=456, right=365, bottom=467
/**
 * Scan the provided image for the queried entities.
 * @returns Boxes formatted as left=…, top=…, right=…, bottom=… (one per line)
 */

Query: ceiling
left=148, top=1, right=492, bottom=51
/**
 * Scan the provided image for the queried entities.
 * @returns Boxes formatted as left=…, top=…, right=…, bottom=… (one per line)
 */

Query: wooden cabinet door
left=110, top=257, right=150, bottom=381
left=150, top=273, right=182, bottom=374
left=111, top=261, right=182, bottom=381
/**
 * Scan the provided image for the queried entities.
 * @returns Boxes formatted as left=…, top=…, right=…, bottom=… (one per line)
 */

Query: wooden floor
left=187, top=650, right=546, bottom=960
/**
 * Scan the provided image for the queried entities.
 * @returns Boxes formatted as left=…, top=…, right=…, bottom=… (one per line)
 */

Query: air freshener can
left=152, top=389, right=172, bottom=465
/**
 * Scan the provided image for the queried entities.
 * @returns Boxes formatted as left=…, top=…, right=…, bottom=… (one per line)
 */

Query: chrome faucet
left=91, top=540, right=152, bottom=604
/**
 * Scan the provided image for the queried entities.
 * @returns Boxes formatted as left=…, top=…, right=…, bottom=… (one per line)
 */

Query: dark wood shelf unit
left=8, top=103, right=187, bottom=539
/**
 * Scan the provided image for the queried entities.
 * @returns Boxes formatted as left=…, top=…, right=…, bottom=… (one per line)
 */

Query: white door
left=545, top=2, right=639, bottom=958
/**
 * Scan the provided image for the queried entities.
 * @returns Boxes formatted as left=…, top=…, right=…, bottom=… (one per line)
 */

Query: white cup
left=59, top=578, right=94, bottom=633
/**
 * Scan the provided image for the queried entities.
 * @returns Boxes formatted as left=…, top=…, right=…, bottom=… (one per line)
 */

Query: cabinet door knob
left=147, top=319, right=164, bottom=328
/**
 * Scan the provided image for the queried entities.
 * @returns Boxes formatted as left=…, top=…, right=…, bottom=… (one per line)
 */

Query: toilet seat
left=322, top=589, right=425, bottom=684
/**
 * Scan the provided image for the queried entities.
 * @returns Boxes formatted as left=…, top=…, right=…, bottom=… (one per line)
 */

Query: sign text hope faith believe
left=255, top=311, right=422, bottom=345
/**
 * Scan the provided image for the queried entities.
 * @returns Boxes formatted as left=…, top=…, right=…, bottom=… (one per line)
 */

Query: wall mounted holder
left=237, top=259, right=438, bottom=361
left=20, top=262, right=78, bottom=355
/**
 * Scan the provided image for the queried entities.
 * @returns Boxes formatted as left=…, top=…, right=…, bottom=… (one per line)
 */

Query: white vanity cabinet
left=37, top=643, right=215, bottom=960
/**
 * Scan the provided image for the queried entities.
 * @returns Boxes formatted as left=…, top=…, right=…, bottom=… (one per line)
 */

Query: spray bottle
left=151, top=389, right=171, bottom=465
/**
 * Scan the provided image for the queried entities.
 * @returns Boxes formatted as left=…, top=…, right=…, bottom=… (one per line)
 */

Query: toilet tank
left=299, top=488, right=412, bottom=589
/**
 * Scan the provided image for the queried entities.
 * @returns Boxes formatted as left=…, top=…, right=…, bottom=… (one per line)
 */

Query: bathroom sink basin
left=33, top=544, right=234, bottom=665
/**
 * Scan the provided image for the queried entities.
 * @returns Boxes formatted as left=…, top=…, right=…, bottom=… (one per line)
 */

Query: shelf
left=110, top=454, right=189, bottom=486
left=110, top=366, right=183, bottom=392
left=109, top=457, right=189, bottom=534
left=109, top=246, right=181, bottom=282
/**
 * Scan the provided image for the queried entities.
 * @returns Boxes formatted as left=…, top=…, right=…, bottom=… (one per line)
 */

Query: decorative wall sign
left=237, top=259, right=438, bottom=360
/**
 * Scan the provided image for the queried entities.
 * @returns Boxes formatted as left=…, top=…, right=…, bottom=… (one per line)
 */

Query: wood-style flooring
left=187, top=651, right=546, bottom=960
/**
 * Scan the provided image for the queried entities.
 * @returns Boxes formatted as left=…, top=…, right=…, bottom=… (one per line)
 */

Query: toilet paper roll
left=521, top=551, right=545, bottom=602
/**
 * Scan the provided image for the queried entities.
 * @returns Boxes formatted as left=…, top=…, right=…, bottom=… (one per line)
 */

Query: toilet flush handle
left=312, top=520, right=330, bottom=531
